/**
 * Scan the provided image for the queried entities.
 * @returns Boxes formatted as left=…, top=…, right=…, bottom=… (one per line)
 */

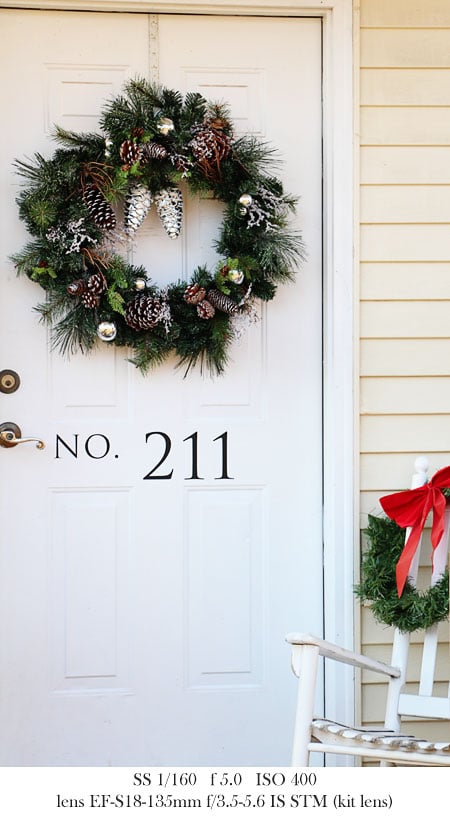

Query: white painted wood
left=319, top=0, right=355, bottom=753
left=0, top=0, right=357, bottom=746
left=289, top=459, right=450, bottom=765
left=398, top=695, right=450, bottom=720
left=0, top=0, right=342, bottom=11
left=290, top=644, right=320, bottom=766
left=0, top=7, right=326, bottom=766
left=308, top=741, right=450, bottom=765
left=287, top=634, right=400, bottom=677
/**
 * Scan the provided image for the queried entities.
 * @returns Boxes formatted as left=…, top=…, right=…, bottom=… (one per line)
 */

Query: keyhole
left=0, top=370, right=20, bottom=394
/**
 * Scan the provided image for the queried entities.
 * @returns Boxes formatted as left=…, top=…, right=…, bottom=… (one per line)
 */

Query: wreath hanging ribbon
left=380, top=465, right=450, bottom=597
left=11, top=78, right=304, bottom=376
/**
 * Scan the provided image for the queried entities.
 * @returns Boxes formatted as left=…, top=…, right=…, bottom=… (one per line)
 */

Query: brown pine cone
left=207, top=288, right=238, bottom=314
left=67, top=279, right=87, bottom=296
left=189, top=125, right=231, bottom=162
left=83, top=184, right=116, bottom=230
left=119, top=139, right=143, bottom=169
left=81, top=291, right=100, bottom=309
left=141, top=142, right=169, bottom=162
left=197, top=300, right=215, bottom=320
left=87, top=271, right=107, bottom=295
left=184, top=283, right=206, bottom=305
left=125, top=295, right=162, bottom=331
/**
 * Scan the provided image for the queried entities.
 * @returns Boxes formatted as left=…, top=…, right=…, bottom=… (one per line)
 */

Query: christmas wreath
left=355, top=514, right=449, bottom=633
left=12, top=79, right=303, bottom=375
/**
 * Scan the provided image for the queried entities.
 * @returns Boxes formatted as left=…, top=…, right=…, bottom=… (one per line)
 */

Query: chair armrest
left=286, top=632, right=401, bottom=678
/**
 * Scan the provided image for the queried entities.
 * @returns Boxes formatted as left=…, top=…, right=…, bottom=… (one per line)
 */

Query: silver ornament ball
left=228, top=269, right=245, bottom=285
left=104, top=137, right=113, bottom=158
left=239, top=193, right=253, bottom=208
left=134, top=278, right=147, bottom=291
left=97, top=321, right=117, bottom=342
left=157, top=117, right=175, bottom=136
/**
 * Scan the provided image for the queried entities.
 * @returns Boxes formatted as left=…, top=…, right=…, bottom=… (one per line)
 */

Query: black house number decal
left=55, top=431, right=233, bottom=480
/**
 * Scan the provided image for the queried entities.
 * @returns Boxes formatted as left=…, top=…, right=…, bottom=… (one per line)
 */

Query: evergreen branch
left=13, top=79, right=304, bottom=377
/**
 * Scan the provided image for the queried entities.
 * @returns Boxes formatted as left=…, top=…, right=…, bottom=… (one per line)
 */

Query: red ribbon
left=379, top=465, right=450, bottom=597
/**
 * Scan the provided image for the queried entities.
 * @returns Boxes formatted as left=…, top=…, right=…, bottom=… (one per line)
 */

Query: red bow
left=379, top=465, right=450, bottom=597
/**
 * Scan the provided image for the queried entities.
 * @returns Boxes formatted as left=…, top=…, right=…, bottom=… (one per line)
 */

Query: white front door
left=0, top=8, right=323, bottom=765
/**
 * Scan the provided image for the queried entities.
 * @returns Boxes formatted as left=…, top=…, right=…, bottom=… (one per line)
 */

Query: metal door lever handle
left=0, top=422, right=45, bottom=450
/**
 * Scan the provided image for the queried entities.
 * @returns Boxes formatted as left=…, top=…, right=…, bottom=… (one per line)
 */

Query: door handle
left=0, top=422, right=45, bottom=450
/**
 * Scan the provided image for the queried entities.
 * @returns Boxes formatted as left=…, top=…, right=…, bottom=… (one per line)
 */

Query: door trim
left=2, top=0, right=356, bottom=743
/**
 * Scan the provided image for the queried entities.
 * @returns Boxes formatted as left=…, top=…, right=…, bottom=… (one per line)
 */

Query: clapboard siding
left=361, top=107, right=450, bottom=145
left=361, top=339, right=450, bottom=376
left=361, top=263, right=450, bottom=300
left=361, top=186, right=450, bottom=223
left=361, top=30, right=450, bottom=68
left=361, top=0, right=450, bottom=28
left=361, top=146, right=450, bottom=184
left=361, top=415, right=450, bottom=451
left=361, top=69, right=450, bottom=107
left=362, top=377, right=450, bottom=415
left=358, top=3, right=450, bottom=746
left=361, top=301, right=450, bottom=337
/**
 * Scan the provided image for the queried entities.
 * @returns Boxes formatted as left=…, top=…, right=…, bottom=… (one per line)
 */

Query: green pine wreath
left=12, top=78, right=303, bottom=376
left=355, top=514, right=449, bottom=633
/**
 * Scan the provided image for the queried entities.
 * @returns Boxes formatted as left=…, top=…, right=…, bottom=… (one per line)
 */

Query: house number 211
left=55, top=430, right=233, bottom=480
left=144, top=431, right=233, bottom=480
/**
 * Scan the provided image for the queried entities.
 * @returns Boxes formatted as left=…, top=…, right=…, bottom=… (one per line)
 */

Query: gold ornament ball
left=134, top=278, right=147, bottom=291
left=97, top=321, right=117, bottom=342
left=157, top=117, right=175, bottom=136
left=228, top=269, right=245, bottom=285
left=239, top=193, right=253, bottom=208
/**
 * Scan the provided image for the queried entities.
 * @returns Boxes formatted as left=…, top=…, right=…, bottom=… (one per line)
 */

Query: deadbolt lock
left=0, top=370, right=20, bottom=394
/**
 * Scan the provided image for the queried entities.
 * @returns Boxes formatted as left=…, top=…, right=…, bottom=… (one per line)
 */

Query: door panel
left=0, top=9, right=322, bottom=765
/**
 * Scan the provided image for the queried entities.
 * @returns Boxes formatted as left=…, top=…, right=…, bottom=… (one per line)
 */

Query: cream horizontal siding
left=361, top=147, right=450, bottom=184
left=358, top=0, right=450, bottom=748
left=361, top=263, right=450, bottom=299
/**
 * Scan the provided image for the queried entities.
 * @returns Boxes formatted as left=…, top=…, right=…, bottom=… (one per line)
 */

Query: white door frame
left=2, top=0, right=356, bottom=731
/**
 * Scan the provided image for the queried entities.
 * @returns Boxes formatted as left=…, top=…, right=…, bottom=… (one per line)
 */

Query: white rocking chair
left=287, top=457, right=450, bottom=766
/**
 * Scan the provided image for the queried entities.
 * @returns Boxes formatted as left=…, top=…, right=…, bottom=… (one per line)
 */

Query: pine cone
left=83, top=184, right=116, bottom=230
left=81, top=291, right=100, bottom=309
left=87, top=271, right=107, bottom=295
left=184, top=283, right=206, bottom=305
left=119, top=139, right=143, bottom=165
left=67, top=279, right=87, bottom=296
left=189, top=125, right=231, bottom=162
left=172, top=154, right=192, bottom=176
left=207, top=288, right=238, bottom=314
left=197, top=300, right=215, bottom=320
left=154, top=188, right=183, bottom=239
left=124, top=183, right=153, bottom=235
left=125, top=295, right=162, bottom=330
left=141, top=142, right=169, bottom=161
